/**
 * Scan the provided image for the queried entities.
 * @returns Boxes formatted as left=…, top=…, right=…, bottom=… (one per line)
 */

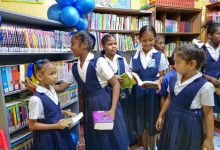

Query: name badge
left=148, top=59, right=155, bottom=68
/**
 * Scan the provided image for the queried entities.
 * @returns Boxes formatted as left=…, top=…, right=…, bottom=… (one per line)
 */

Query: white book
left=63, top=112, right=84, bottom=128
left=132, top=73, right=159, bottom=89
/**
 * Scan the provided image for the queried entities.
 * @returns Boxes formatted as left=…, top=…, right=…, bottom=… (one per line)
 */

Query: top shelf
left=94, top=7, right=152, bottom=16
left=148, top=5, right=202, bottom=13
left=206, top=1, right=220, bottom=9
left=0, top=8, right=74, bottom=31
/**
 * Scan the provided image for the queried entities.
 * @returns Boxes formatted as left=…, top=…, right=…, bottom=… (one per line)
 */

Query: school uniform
left=130, top=47, right=169, bottom=136
left=158, top=72, right=214, bottom=150
left=102, top=52, right=136, bottom=145
left=71, top=52, right=129, bottom=150
left=29, top=85, right=76, bottom=150
left=203, top=42, right=220, bottom=113
left=160, top=70, right=177, bottom=97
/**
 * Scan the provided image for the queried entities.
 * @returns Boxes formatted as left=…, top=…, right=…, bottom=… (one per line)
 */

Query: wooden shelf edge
left=206, top=1, right=220, bottom=9
left=89, top=29, right=139, bottom=34
left=149, top=5, right=202, bottom=12
left=94, top=7, right=152, bottom=16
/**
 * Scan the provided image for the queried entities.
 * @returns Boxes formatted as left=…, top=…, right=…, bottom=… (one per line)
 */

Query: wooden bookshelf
left=94, top=7, right=152, bottom=16
left=89, top=7, right=153, bottom=52
left=145, top=5, right=202, bottom=57
left=203, top=1, right=220, bottom=42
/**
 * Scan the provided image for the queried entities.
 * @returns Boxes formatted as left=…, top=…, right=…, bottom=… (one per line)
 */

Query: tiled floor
left=77, top=125, right=220, bottom=150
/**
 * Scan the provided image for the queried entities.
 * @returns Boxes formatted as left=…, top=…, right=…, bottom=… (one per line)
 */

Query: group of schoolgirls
left=26, top=20, right=220, bottom=150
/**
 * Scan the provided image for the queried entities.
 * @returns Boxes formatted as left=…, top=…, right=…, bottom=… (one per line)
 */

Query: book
left=63, top=112, right=83, bottom=128
left=132, top=73, right=159, bottom=89
left=119, top=72, right=136, bottom=89
left=93, top=111, right=114, bottom=130
left=5, top=67, right=14, bottom=92
left=1, top=67, right=9, bottom=93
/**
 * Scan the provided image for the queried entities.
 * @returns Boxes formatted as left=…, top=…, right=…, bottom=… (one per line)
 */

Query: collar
left=176, top=72, right=202, bottom=86
left=133, top=47, right=158, bottom=59
left=36, top=85, right=55, bottom=94
left=206, top=42, right=220, bottom=50
left=104, top=54, right=122, bottom=62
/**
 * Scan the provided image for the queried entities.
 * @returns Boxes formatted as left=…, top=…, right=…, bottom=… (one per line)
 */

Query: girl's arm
left=23, top=77, right=70, bottom=93
left=202, top=106, right=214, bottom=150
left=203, top=74, right=220, bottom=88
left=28, top=119, right=69, bottom=131
left=156, top=93, right=171, bottom=130
left=53, top=81, right=70, bottom=92
left=105, top=76, right=120, bottom=120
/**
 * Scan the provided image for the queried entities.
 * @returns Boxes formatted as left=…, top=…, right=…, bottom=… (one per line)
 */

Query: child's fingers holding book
left=57, top=119, right=69, bottom=129
left=104, top=109, right=115, bottom=121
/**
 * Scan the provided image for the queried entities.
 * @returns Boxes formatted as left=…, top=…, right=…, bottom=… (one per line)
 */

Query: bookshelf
left=0, top=9, right=80, bottom=150
left=88, top=7, right=153, bottom=52
left=204, top=1, right=220, bottom=42
left=147, top=5, right=202, bottom=57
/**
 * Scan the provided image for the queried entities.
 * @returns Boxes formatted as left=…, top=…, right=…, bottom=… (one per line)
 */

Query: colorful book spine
left=5, top=67, right=14, bottom=92
left=1, top=67, right=9, bottom=93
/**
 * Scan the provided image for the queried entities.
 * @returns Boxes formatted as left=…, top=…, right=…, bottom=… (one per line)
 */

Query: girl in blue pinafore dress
left=156, top=44, right=215, bottom=150
left=130, top=25, right=169, bottom=150
left=70, top=31, right=129, bottom=150
left=202, top=20, right=220, bottom=113
left=28, top=59, right=76, bottom=150
left=100, top=34, right=136, bottom=145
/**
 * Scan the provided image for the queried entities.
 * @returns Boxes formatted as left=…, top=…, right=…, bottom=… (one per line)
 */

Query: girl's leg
left=142, top=129, right=149, bottom=150
left=149, top=134, right=156, bottom=150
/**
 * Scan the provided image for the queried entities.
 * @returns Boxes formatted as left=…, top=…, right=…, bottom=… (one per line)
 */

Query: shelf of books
left=88, top=7, right=153, bottom=52
left=146, top=5, right=202, bottom=59
left=204, top=1, right=220, bottom=42
left=0, top=9, right=80, bottom=150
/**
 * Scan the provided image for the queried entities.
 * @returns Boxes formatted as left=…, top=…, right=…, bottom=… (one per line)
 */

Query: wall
left=0, top=0, right=55, bottom=18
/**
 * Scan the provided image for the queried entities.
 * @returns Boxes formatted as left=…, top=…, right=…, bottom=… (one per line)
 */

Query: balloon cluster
left=47, top=0, right=95, bottom=30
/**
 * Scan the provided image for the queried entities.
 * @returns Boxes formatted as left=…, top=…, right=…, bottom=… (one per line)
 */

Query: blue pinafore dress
left=158, top=76, right=206, bottom=150
left=72, top=57, right=129, bottom=150
left=131, top=51, right=161, bottom=136
left=32, top=92, right=76, bottom=150
left=115, top=57, right=136, bottom=145
left=203, top=46, right=220, bottom=113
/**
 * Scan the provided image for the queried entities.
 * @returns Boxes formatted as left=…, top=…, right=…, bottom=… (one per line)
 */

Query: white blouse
left=168, top=72, right=215, bottom=109
left=104, top=54, right=129, bottom=74
left=63, top=52, right=114, bottom=88
left=205, top=42, right=220, bottom=61
left=29, top=85, right=58, bottom=119
left=130, top=47, right=169, bottom=71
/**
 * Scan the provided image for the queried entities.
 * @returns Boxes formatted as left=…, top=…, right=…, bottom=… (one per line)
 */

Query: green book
left=119, top=72, right=136, bottom=89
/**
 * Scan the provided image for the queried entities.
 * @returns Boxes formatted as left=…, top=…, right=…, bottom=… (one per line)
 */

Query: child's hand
left=208, top=77, right=220, bottom=88
left=117, top=77, right=124, bottom=85
left=154, top=79, right=162, bottom=93
left=105, top=109, right=115, bottom=120
left=62, top=109, right=77, bottom=117
left=202, top=139, right=214, bottom=150
left=156, top=116, right=163, bottom=131
left=21, top=77, right=36, bottom=92
left=57, top=119, right=69, bottom=129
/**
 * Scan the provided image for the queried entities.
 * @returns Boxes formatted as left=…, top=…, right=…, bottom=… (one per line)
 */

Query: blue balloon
left=75, top=15, right=88, bottom=30
left=56, top=0, right=76, bottom=7
left=60, top=6, right=80, bottom=26
left=47, top=4, right=62, bottom=21
left=74, top=0, right=95, bottom=14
